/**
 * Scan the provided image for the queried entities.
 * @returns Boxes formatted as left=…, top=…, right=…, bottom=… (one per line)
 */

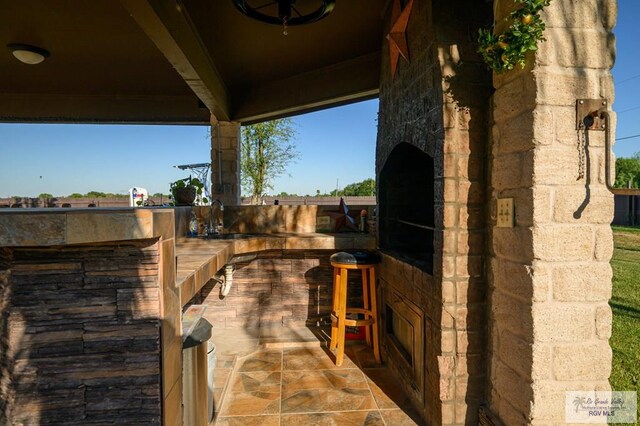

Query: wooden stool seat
left=329, top=252, right=381, bottom=366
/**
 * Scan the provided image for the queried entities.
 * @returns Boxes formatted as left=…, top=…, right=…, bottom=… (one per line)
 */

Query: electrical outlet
left=497, top=198, right=514, bottom=228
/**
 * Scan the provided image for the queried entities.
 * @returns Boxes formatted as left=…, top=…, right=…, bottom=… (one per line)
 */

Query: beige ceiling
left=0, top=0, right=384, bottom=124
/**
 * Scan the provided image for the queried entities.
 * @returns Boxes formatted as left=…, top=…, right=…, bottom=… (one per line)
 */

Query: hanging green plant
left=478, top=0, right=551, bottom=73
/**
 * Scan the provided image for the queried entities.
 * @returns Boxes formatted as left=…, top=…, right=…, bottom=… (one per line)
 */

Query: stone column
left=210, top=116, right=241, bottom=206
left=434, top=1, right=492, bottom=423
left=488, top=0, right=616, bottom=423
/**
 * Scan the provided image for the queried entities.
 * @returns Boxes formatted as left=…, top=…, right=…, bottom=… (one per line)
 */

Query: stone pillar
left=210, top=116, right=241, bottom=206
left=488, top=0, right=616, bottom=423
left=435, top=1, right=492, bottom=424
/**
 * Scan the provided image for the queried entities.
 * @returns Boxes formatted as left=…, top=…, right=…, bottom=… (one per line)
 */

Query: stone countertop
left=0, top=208, right=175, bottom=246
left=175, top=232, right=376, bottom=306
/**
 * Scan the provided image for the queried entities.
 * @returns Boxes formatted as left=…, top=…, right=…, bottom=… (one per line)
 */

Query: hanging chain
left=576, top=124, right=586, bottom=180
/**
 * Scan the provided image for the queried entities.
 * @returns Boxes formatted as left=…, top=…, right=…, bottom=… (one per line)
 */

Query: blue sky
left=0, top=100, right=377, bottom=198
left=1, top=1, right=638, bottom=198
left=611, top=0, right=640, bottom=157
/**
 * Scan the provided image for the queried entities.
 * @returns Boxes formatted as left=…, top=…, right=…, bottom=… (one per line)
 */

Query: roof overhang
left=0, top=0, right=384, bottom=124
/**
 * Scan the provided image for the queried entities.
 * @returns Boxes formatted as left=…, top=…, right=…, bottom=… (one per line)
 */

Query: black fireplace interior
left=379, top=143, right=434, bottom=273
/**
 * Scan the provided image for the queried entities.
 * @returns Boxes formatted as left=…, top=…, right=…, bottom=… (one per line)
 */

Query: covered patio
left=1, top=0, right=618, bottom=424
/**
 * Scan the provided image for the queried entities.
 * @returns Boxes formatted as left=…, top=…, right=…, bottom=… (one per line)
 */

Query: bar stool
left=329, top=251, right=381, bottom=366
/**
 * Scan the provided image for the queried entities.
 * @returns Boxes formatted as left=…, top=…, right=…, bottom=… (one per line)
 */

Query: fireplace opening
left=379, top=143, right=435, bottom=273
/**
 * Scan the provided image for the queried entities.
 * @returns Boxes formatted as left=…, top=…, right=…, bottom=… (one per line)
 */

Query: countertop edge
left=175, top=233, right=377, bottom=306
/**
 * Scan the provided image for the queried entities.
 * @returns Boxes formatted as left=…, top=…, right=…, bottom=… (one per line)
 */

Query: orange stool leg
left=369, top=266, right=381, bottom=364
left=330, top=266, right=340, bottom=351
left=335, top=267, right=348, bottom=366
left=361, top=267, right=371, bottom=346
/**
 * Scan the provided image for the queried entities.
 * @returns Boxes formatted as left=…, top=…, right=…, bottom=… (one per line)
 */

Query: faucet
left=207, top=199, right=224, bottom=236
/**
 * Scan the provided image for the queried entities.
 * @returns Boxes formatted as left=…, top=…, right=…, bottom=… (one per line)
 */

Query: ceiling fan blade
left=291, top=5, right=302, bottom=17
left=253, top=0, right=277, bottom=11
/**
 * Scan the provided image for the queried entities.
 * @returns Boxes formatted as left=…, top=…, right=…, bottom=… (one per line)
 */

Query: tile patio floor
left=210, top=327, right=422, bottom=425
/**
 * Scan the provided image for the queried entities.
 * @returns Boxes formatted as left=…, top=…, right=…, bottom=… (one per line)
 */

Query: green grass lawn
left=610, top=226, right=640, bottom=421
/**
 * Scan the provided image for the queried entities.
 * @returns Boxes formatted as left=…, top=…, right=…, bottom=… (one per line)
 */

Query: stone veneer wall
left=376, top=0, right=491, bottom=424
left=190, top=205, right=375, bottom=236
left=0, top=240, right=161, bottom=424
left=487, top=0, right=616, bottom=423
left=194, top=250, right=363, bottom=329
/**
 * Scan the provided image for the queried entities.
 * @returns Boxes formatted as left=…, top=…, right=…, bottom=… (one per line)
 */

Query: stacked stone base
left=0, top=240, right=162, bottom=424
left=194, top=250, right=364, bottom=329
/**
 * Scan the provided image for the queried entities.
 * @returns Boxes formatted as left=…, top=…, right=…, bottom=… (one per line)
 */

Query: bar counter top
left=174, top=232, right=376, bottom=306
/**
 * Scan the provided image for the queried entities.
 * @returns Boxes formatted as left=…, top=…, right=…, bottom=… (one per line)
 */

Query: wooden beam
left=0, top=93, right=210, bottom=125
left=120, top=0, right=230, bottom=121
left=232, top=52, right=381, bottom=124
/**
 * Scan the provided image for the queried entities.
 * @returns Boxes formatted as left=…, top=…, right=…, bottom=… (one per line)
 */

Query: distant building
left=613, top=189, right=640, bottom=226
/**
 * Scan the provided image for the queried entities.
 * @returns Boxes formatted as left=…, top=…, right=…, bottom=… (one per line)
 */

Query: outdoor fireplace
left=374, top=0, right=495, bottom=415
left=379, top=142, right=435, bottom=274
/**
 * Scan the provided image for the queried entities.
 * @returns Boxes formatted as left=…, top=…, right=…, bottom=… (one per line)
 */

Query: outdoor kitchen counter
left=0, top=207, right=378, bottom=423
left=0, top=208, right=376, bottom=307
left=0, top=207, right=174, bottom=246
left=174, top=232, right=376, bottom=306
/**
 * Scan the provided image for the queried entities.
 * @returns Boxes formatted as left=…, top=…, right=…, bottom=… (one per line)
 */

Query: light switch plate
left=497, top=198, right=514, bottom=228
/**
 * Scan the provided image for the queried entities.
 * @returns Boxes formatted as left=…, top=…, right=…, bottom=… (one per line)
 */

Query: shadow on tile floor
left=209, top=327, right=422, bottom=425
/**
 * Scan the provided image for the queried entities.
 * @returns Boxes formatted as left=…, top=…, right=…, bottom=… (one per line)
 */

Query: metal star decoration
left=387, top=0, right=413, bottom=79
left=327, top=198, right=359, bottom=232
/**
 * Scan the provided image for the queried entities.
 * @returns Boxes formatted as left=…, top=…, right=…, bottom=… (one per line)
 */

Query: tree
left=69, top=193, right=84, bottom=198
left=342, top=178, right=376, bottom=196
left=38, top=193, right=53, bottom=199
left=241, top=118, right=299, bottom=204
left=86, top=191, right=107, bottom=198
left=615, top=153, right=640, bottom=188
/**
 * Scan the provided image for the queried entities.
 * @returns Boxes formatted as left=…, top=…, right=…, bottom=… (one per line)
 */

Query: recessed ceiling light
left=7, top=43, right=50, bottom=65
